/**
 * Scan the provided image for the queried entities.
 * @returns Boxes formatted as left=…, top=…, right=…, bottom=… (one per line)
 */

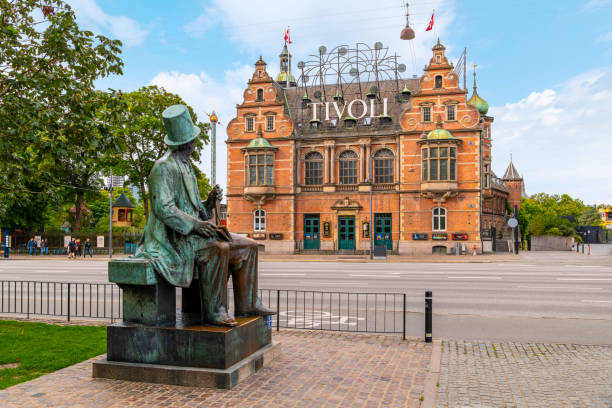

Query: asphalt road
left=1, top=252, right=611, bottom=344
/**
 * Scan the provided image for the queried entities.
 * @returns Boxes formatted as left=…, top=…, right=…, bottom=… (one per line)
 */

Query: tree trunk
left=140, top=180, right=149, bottom=220
left=74, top=192, right=84, bottom=232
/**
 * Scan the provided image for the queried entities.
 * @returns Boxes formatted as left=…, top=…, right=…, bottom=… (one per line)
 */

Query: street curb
left=421, top=338, right=441, bottom=408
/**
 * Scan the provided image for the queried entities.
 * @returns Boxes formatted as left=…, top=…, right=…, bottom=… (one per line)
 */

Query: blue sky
left=69, top=0, right=612, bottom=204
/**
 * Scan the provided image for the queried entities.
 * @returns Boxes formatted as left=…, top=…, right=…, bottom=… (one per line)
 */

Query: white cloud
left=68, top=0, right=148, bottom=46
left=150, top=65, right=254, bottom=192
left=598, top=30, right=612, bottom=42
left=185, top=0, right=456, bottom=75
left=491, top=68, right=612, bottom=205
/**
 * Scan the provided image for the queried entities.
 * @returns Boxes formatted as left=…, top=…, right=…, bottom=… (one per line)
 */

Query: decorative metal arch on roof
left=294, top=42, right=409, bottom=104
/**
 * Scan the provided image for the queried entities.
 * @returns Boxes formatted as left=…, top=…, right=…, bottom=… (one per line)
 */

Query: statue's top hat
left=162, top=104, right=200, bottom=146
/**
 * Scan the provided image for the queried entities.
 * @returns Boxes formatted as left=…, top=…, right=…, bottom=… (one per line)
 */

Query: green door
left=338, top=216, right=355, bottom=250
left=303, top=214, right=320, bottom=250
left=374, top=213, right=393, bottom=250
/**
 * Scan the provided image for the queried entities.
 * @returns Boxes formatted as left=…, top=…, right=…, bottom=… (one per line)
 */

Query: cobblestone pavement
left=0, top=330, right=431, bottom=408
left=436, top=340, right=612, bottom=408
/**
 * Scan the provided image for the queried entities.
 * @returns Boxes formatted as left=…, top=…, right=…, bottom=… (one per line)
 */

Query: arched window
left=304, top=151, right=323, bottom=185
left=432, top=207, right=446, bottom=231
left=254, top=209, right=266, bottom=231
left=256, top=88, right=264, bottom=101
left=374, top=149, right=394, bottom=183
left=338, top=150, right=358, bottom=184
left=434, top=75, right=443, bottom=89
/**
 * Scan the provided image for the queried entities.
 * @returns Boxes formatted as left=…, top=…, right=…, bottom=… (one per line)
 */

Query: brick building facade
left=226, top=40, right=524, bottom=254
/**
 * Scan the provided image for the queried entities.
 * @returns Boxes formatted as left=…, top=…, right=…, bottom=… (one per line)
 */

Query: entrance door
left=374, top=213, right=393, bottom=250
left=303, top=214, right=320, bottom=250
left=338, top=216, right=355, bottom=250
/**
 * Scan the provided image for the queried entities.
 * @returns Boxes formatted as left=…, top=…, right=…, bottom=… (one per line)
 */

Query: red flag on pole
left=284, top=27, right=292, bottom=44
left=426, top=11, right=434, bottom=31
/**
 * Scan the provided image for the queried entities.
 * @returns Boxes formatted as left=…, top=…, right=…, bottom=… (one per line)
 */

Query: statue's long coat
left=134, top=150, right=211, bottom=287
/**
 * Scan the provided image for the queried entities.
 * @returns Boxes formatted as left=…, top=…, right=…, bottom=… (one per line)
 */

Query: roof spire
left=473, top=64, right=478, bottom=91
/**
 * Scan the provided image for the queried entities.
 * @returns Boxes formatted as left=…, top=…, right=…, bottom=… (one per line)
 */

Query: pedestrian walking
left=68, top=238, right=76, bottom=259
left=40, top=238, right=48, bottom=255
left=76, top=239, right=82, bottom=258
left=84, top=238, right=93, bottom=258
left=27, top=237, right=35, bottom=256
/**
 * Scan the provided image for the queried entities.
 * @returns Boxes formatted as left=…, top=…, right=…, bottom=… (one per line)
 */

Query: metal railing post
left=276, top=289, right=280, bottom=332
left=425, top=290, right=432, bottom=343
left=402, top=293, right=406, bottom=340
left=67, top=283, right=71, bottom=321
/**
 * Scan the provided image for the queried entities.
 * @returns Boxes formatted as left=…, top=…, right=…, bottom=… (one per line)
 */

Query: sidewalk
left=0, top=330, right=432, bottom=408
left=1, top=323, right=611, bottom=407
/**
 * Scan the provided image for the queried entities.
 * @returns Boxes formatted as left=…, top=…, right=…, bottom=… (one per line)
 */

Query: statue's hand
left=196, top=220, right=217, bottom=239
left=206, top=184, right=223, bottom=207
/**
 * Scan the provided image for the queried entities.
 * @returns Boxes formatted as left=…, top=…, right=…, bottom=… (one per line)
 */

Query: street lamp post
left=369, top=176, right=373, bottom=260
left=109, top=170, right=113, bottom=259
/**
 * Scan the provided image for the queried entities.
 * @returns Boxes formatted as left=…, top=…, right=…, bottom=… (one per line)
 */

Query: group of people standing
left=26, top=237, right=48, bottom=255
left=67, top=238, right=93, bottom=259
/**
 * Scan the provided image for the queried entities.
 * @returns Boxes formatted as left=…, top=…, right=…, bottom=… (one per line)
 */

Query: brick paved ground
left=0, top=330, right=431, bottom=408
left=436, top=340, right=612, bottom=408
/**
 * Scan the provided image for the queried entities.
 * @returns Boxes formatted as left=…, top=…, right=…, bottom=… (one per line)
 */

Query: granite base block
left=93, top=341, right=281, bottom=389
left=107, top=314, right=271, bottom=370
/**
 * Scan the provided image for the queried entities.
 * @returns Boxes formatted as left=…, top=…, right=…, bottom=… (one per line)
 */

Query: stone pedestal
left=93, top=313, right=279, bottom=389
left=106, top=313, right=271, bottom=369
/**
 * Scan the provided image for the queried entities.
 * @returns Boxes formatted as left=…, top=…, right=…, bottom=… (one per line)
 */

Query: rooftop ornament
left=400, top=3, right=416, bottom=40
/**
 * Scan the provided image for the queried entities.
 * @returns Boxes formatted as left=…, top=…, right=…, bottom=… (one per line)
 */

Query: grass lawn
left=0, top=320, right=106, bottom=390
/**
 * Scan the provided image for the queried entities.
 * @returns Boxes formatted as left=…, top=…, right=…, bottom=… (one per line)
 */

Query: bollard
left=425, top=290, right=432, bottom=343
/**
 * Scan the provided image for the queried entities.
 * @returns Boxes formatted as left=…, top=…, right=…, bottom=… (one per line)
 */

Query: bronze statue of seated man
left=133, top=104, right=274, bottom=327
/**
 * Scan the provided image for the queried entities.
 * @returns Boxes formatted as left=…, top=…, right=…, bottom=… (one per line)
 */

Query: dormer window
left=436, top=55, right=441, bottom=64
left=435, top=75, right=443, bottom=89
left=256, top=88, right=264, bottom=101
left=246, top=117, right=254, bottom=132
left=257, top=70, right=262, bottom=78
left=447, top=105, right=456, bottom=121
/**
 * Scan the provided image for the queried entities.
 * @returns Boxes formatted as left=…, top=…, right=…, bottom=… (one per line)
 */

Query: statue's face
left=175, top=140, right=196, bottom=156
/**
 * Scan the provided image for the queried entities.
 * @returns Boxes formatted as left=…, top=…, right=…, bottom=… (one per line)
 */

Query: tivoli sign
left=308, top=98, right=389, bottom=121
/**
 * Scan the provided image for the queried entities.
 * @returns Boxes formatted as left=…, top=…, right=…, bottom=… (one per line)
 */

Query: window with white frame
left=446, top=105, right=456, bottom=121
left=432, top=207, right=446, bottom=231
left=422, top=106, right=431, bottom=122
left=254, top=209, right=266, bottom=231
left=246, top=117, right=254, bottom=132
left=266, top=115, right=274, bottom=131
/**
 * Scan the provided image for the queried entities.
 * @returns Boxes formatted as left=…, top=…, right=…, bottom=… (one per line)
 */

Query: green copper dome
left=246, top=137, right=274, bottom=149
left=276, top=71, right=296, bottom=83
left=427, top=128, right=456, bottom=140
left=468, top=90, right=489, bottom=115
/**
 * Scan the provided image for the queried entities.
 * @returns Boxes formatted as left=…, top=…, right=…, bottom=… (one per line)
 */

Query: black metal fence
left=0, top=281, right=122, bottom=321
left=0, top=281, right=407, bottom=338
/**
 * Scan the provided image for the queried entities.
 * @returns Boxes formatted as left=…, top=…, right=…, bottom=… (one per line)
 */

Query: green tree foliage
left=0, top=0, right=123, bottom=229
left=579, top=206, right=602, bottom=226
left=519, top=193, right=587, bottom=240
left=112, top=85, right=209, bottom=219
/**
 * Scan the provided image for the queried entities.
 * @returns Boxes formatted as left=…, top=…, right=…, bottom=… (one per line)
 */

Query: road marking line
left=557, top=278, right=612, bottom=281
left=261, top=273, right=306, bottom=276
left=298, top=282, right=368, bottom=286
left=581, top=300, right=612, bottom=303
left=447, top=276, right=502, bottom=279
left=390, top=272, right=400, bottom=275
left=517, top=286, right=603, bottom=290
